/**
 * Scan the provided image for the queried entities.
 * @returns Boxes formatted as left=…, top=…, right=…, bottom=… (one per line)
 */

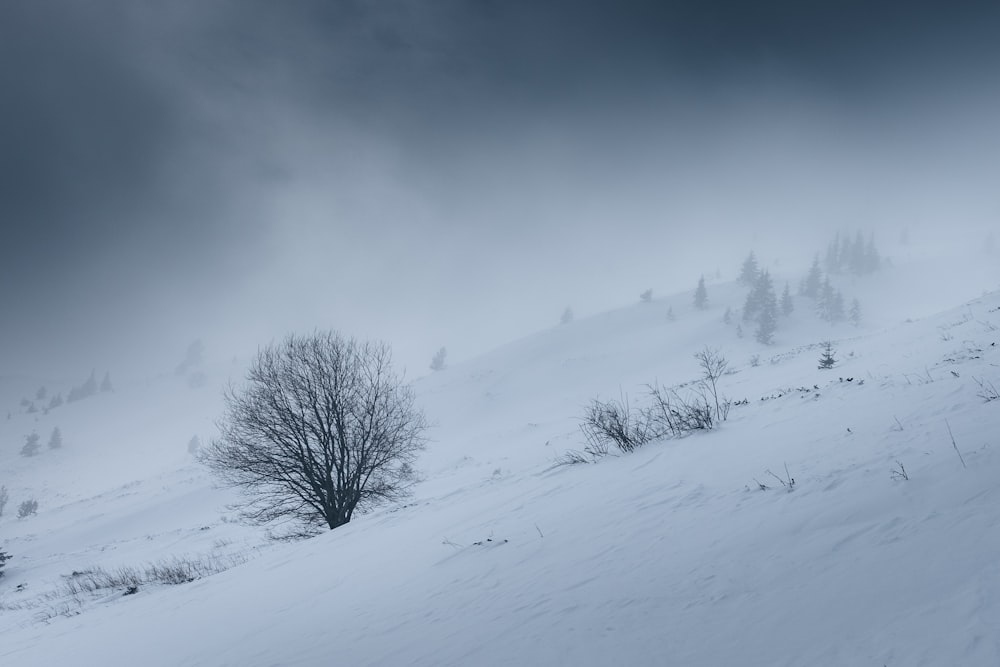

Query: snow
left=2, top=250, right=1000, bottom=666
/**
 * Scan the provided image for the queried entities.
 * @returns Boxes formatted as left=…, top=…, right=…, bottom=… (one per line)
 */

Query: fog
left=2, top=1, right=998, bottom=380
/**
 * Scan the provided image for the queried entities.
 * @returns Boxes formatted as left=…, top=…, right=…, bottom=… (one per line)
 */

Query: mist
left=2, top=1, right=998, bottom=380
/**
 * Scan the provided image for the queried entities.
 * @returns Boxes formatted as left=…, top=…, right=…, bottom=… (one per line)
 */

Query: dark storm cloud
left=1, top=1, right=998, bottom=375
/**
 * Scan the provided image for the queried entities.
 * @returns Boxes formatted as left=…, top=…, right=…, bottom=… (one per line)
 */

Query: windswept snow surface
left=3, top=263, right=1000, bottom=666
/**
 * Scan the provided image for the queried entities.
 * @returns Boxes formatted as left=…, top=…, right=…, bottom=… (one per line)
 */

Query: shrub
left=580, top=394, right=654, bottom=454
left=18, top=499, right=38, bottom=519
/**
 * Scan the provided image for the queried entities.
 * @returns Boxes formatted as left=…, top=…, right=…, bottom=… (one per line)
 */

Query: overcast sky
left=2, top=1, right=999, bottom=378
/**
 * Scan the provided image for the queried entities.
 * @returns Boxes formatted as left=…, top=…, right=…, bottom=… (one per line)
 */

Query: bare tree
left=201, top=332, right=427, bottom=532
left=694, top=346, right=730, bottom=422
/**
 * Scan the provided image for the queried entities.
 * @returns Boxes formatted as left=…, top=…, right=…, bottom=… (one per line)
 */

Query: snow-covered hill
left=2, top=255, right=1000, bottom=666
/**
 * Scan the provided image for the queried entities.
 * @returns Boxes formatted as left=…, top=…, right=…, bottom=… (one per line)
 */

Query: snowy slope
left=2, top=257, right=1000, bottom=666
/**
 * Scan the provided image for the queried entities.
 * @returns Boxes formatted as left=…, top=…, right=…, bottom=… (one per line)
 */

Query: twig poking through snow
left=945, top=419, right=967, bottom=469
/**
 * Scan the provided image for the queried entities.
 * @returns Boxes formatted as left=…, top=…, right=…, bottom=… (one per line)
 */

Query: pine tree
left=849, top=298, right=862, bottom=326
left=736, top=323, right=744, bottom=338
left=0, top=546, right=11, bottom=577
left=429, top=347, right=447, bottom=372
left=723, top=306, right=732, bottom=324
left=825, top=233, right=840, bottom=272
left=818, top=341, right=837, bottom=369
left=829, top=290, right=846, bottom=323
left=754, top=271, right=778, bottom=345
left=20, top=432, right=41, bottom=457
left=849, top=231, right=866, bottom=275
left=639, top=289, right=653, bottom=303
left=738, top=252, right=759, bottom=285
left=819, top=277, right=836, bottom=321
left=666, top=306, right=676, bottom=322
left=781, top=282, right=794, bottom=316
left=864, top=233, right=881, bottom=273
left=801, top=255, right=823, bottom=298
left=48, top=427, right=62, bottom=450
left=560, top=307, right=574, bottom=325
left=693, top=275, right=708, bottom=309
left=100, top=372, right=113, bottom=393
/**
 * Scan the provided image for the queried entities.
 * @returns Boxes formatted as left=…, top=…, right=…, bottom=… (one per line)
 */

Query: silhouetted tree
left=818, top=341, right=837, bottom=369
left=430, top=347, right=447, bottom=372
left=801, top=255, right=823, bottom=298
left=20, top=432, right=41, bottom=457
left=723, top=307, right=733, bottom=324
left=780, top=282, right=794, bottom=316
left=666, top=306, right=676, bottom=322
left=201, top=332, right=428, bottom=532
left=176, top=339, right=205, bottom=376
left=693, top=275, right=708, bottom=309
left=738, top=251, right=759, bottom=285
left=849, top=298, right=862, bottom=326
left=639, top=288, right=653, bottom=303
left=754, top=272, right=778, bottom=345
left=560, top=307, right=574, bottom=325
left=100, top=372, right=113, bottom=393
left=48, top=427, right=62, bottom=450
left=68, top=370, right=98, bottom=402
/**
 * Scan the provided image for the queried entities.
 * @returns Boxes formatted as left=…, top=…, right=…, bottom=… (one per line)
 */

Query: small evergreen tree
left=801, top=256, right=823, bottom=298
left=849, top=298, right=862, bottom=326
left=36, top=386, right=47, bottom=401
left=48, top=427, right=62, bottom=450
left=736, top=323, right=744, bottom=338
left=0, top=546, right=10, bottom=577
left=780, top=282, right=794, bottom=316
left=0, top=485, right=8, bottom=517
left=639, top=288, right=653, bottom=303
left=430, top=347, right=448, bottom=372
left=188, top=435, right=202, bottom=455
left=48, top=393, right=63, bottom=410
left=818, top=277, right=836, bottom=321
left=693, top=275, right=708, bottom=309
left=818, top=341, right=837, bottom=369
left=20, top=432, right=41, bottom=457
left=560, top=307, right=574, bottom=325
left=17, top=499, right=38, bottom=519
left=666, top=306, right=676, bottom=322
left=753, top=272, right=778, bottom=345
left=829, top=290, right=846, bottom=323
left=100, top=372, right=113, bottom=393
left=738, top=251, right=759, bottom=285
left=723, top=307, right=732, bottom=324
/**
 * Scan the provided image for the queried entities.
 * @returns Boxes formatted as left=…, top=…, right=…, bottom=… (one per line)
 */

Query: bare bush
left=694, top=346, right=730, bottom=422
left=580, top=394, right=654, bottom=454
left=201, top=331, right=427, bottom=532
left=973, top=376, right=999, bottom=402
left=63, top=554, right=246, bottom=596
left=645, top=384, right=717, bottom=437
